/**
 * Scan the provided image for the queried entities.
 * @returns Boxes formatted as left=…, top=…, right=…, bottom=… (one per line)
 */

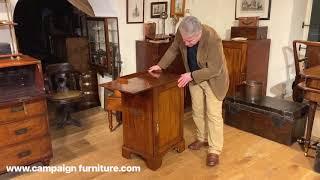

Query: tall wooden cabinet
left=0, top=56, right=52, bottom=173
left=223, top=39, right=271, bottom=96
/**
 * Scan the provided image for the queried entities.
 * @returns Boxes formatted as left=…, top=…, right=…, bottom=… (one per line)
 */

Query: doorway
left=13, top=0, right=100, bottom=111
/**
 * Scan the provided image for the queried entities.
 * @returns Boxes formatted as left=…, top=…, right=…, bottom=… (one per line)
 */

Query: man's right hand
left=148, top=65, right=161, bottom=72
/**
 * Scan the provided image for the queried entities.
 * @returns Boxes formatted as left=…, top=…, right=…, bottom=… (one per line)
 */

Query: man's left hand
left=178, top=72, right=192, bottom=88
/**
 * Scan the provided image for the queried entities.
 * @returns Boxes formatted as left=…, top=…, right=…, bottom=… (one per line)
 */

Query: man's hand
left=178, top=72, right=192, bottom=88
left=148, top=65, right=161, bottom=73
left=148, top=71, right=161, bottom=78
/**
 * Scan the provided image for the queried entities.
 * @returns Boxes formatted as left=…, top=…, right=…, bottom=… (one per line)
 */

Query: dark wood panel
left=223, top=41, right=247, bottom=96
left=223, top=39, right=270, bottom=97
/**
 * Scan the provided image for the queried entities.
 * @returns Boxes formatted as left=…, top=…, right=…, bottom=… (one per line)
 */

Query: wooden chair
left=104, top=89, right=122, bottom=131
left=45, top=63, right=83, bottom=128
left=292, top=40, right=320, bottom=102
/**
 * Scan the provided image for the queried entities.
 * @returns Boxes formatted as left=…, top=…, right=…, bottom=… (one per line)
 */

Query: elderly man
left=148, top=16, right=229, bottom=166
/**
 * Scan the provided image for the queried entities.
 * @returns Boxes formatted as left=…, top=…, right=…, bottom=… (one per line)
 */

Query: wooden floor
left=1, top=107, right=320, bottom=180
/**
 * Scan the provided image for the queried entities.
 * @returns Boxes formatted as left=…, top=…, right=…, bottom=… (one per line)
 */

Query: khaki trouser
left=189, top=81, right=223, bottom=154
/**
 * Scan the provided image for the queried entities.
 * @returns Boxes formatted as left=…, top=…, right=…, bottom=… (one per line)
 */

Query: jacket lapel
left=181, top=45, right=190, bottom=72
left=197, top=26, right=209, bottom=65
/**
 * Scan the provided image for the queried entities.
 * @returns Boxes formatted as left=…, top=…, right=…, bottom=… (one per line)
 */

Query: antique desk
left=297, top=65, right=320, bottom=156
left=0, top=55, right=52, bottom=173
left=100, top=71, right=185, bottom=170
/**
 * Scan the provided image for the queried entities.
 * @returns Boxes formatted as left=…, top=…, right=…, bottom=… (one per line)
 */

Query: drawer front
left=0, top=115, right=49, bottom=148
left=0, top=135, right=52, bottom=170
left=0, top=99, right=46, bottom=123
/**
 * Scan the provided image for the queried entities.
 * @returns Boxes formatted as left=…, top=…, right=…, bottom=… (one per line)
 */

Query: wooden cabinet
left=101, top=72, right=185, bottom=170
left=87, top=17, right=121, bottom=79
left=50, top=36, right=90, bottom=73
left=0, top=56, right=52, bottom=173
left=136, top=40, right=191, bottom=107
left=223, top=39, right=271, bottom=96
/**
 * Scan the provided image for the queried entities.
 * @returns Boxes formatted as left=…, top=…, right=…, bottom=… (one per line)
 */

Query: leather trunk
left=223, top=94, right=308, bottom=145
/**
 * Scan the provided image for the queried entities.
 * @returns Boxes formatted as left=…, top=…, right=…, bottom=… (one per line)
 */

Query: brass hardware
left=17, top=150, right=31, bottom=158
left=11, top=105, right=24, bottom=112
left=15, top=128, right=28, bottom=135
left=156, top=122, right=159, bottom=135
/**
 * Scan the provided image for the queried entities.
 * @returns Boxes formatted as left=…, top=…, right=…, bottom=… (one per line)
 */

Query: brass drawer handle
left=11, top=105, right=24, bottom=112
left=17, top=150, right=31, bottom=159
left=15, top=128, right=28, bottom=135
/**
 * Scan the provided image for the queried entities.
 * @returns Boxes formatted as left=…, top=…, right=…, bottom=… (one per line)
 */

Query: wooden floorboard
left=1, top=107, right=320, bottom=180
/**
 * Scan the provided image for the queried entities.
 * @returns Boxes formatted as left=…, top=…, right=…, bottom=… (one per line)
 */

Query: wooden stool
left=105, top=90, right=122, bottom=131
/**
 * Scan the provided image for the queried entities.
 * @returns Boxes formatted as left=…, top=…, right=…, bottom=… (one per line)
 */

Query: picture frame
left=170, top=0, right=185, bottom=17
left=151, top=2, right=168, bottom=18
left=235, top=0, right=272, bottom=20
left=126, top=0, right=144, bottom=24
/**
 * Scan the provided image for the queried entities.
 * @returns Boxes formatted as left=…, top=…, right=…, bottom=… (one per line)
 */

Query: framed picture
left=235, top=0, right=272, bottom=20
left=126, top=0, right=144, bottom=24
left=170, top=0, right=185, bottom=17
left=151, top=2, right=168, bottom=18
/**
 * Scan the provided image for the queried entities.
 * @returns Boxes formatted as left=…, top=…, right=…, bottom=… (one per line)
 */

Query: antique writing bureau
left=0, top=56, right=52, bottom=173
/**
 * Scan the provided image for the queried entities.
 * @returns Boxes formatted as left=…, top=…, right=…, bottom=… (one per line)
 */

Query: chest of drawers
left=0, top=56, right=52, bottom=174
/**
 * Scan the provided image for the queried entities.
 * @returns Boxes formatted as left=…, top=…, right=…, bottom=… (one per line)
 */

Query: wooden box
left=101, top=72, right=185, bottom=170
left=223, top=93, right=308, bottom=145
left=231, top=26, right=268, bottom=40
left=0, top=56, right=52, bottom=173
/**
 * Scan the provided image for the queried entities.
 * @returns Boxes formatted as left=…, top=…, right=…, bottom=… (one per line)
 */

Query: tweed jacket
left=157, top=25, right=229, bottom=100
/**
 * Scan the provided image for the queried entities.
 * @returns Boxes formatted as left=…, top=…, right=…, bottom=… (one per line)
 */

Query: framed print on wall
left=170, top=0, right=185, bottom=17
left=151, top=2, right=168, bottom=18
left=235, top=0, right=272, bottom=20
left=127, top=0, right=144, bottom=23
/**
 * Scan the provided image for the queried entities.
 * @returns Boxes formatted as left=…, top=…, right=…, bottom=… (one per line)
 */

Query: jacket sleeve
left=191, top=37, right=226, bottom=84
left=157, top=32, right=181, bottom=69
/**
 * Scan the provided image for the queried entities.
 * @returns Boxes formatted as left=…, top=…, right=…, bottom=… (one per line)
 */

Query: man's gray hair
left=178, top=16, right=202, bottom=36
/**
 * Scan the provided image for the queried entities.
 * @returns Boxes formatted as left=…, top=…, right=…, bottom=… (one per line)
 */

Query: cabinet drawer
left=0, top=135, right=52, bottom=170
left=0, top=99, right=46, bottom=123
left=0, top=115, right=48, bottom=148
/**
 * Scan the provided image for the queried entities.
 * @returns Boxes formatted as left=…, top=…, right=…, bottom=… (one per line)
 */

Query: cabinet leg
left=108, top=110, right=113, bottom=132
left=146, top=157, right=162, bottom=171
left=122, top=146, right=132, bottom=159
left=175, top=139, right=185, bottom=153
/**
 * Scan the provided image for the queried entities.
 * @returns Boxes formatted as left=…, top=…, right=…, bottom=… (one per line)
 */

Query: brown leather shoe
left=207, top=153, right=219, bottom=166
left=188, top=140, right=209, bottom=150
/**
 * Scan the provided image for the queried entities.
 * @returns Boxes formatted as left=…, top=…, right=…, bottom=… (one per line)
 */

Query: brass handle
left=11, top=105, right=24, bottom=112
left=15, top=128, right=28, bottom=135
left=17, top=150, right=31, bottom=159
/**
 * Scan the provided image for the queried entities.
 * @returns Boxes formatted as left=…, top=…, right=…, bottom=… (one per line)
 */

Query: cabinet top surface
left=100, top=71, right=180, bottom=94
left=0, top=55, right=40, bottom=68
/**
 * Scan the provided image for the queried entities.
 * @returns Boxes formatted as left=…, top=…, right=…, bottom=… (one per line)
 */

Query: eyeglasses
left=181, top=32, right=202, bottom=46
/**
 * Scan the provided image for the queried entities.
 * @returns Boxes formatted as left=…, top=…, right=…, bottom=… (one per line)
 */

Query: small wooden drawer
left=0, top=135, right=52, bottom=170
left=0, top=99, right=46, bottom=124
left=0, top=115, right=48, bottom=148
